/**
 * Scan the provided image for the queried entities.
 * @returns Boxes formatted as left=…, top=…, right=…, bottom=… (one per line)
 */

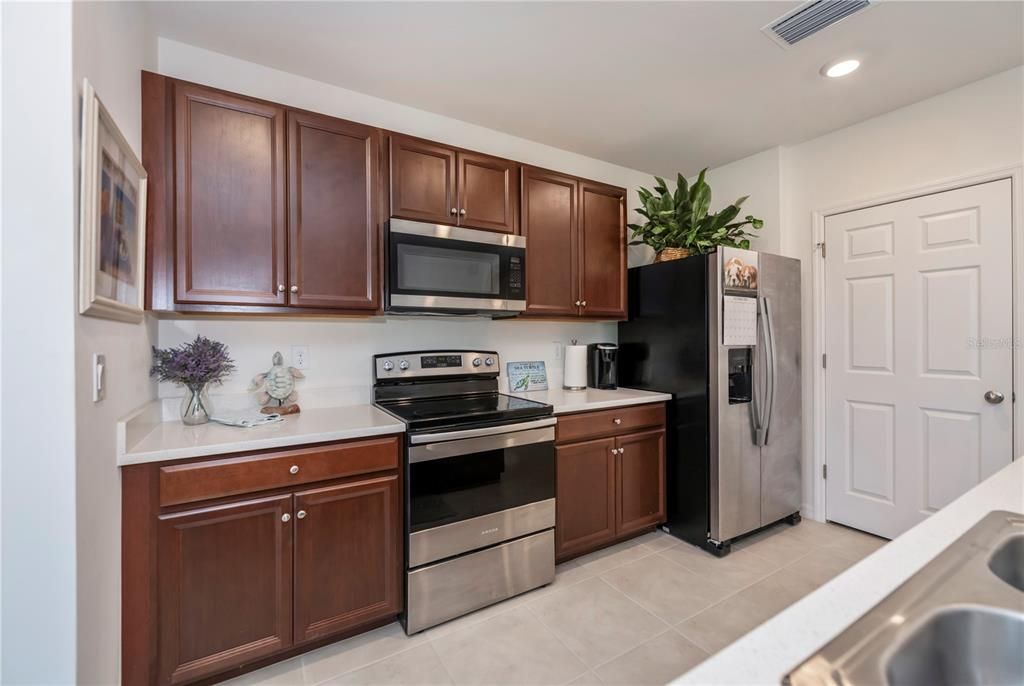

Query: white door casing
left=824, top=179, right=1013, bottom=539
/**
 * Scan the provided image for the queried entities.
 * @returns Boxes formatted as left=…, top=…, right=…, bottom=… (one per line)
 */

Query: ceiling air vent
left=763, top=0, right=873, bottom=48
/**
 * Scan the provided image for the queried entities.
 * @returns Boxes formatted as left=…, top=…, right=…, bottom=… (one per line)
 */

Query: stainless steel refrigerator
left=618, top=249, right=802, bottom=556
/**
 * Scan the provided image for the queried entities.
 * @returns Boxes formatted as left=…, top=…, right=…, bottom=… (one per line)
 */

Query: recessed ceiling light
left=822, top=59, right=861, bottom=78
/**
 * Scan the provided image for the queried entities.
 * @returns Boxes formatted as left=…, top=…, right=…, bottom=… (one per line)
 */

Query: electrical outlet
left=291, top=345, right=309, bottom=370
left=552, top=342, right=564, bottom=363
left=93, top=353, right=106, bottom=402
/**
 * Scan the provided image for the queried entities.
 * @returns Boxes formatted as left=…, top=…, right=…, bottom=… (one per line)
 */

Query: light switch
left=93, top=353, right=106, bottom=402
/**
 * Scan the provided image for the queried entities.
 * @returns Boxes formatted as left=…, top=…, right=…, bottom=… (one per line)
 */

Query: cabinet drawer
left=159, top=436, right=400, bottom=507
left=556, top=403, right=665, bottom=444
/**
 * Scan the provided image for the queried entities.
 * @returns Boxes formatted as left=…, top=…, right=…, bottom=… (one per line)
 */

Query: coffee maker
left=587, top=343, right=618, bottom=390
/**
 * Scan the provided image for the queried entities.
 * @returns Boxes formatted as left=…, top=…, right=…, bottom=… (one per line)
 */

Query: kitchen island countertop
left=673, top=457, right=1024, bottom=686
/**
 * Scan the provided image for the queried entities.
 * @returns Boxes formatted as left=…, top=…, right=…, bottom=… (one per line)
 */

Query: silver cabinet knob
left=281, top=513, right=291, bottom=523
left=581, top=300, right=587, bottom=307
left=296, top=510, right=307, bottom=520
left=450, top=207, right=457, bottom=216
left=277, top=284, right=285, bottom=293
left=613, top=418, right=622, bottom=425
left=459, top=208, right=467, bottom=216
left=289, top=465, right=299, bottom=475
left=984, top=390, right=1005, bottom=404
left=290, top=285, right=299, bottom=293
left=575, top=300, right=582, bottom=307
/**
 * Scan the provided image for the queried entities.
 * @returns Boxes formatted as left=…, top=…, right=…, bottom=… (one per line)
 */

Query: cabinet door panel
left=458, top=152, right=518, bottom=234
left=556, top=438, right=616, bottom=559
left=174, top=83, right=286, bottom=305
left=389, top=135, right=456, bottom=225
left=158, top=495, right=292, bottom=685
left=616, top=430, right=666, bottom=536
left=579, top=181, right=626, bottom=319
left=293, top=475, right=402, bottom=643
left=288, top=111, right=380, bottom=310
left=521, top=168, right=578, bottom=316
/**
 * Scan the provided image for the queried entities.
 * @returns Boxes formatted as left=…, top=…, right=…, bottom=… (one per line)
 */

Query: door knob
left=984, top=390, right=1005, bottom=404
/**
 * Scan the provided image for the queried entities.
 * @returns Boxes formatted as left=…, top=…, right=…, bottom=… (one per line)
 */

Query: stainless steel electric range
left=372, top=350, right=556, bottom=635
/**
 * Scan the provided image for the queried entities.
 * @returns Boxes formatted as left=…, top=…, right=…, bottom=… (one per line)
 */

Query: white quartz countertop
left=508, top=386, right=671, bottom=415
left=674, top=457, right=1024, bottom=686
left=118, top=402, right=405, bottom=466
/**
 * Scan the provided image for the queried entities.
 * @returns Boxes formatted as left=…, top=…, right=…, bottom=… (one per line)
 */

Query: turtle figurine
left=251, top=351, right=305, bottom=415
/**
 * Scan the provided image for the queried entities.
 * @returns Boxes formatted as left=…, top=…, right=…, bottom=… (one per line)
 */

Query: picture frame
left=79, top=78, right=147, bottom=322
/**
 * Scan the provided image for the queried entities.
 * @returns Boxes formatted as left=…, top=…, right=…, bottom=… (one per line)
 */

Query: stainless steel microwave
left=386, top=218, right=526, bottom=316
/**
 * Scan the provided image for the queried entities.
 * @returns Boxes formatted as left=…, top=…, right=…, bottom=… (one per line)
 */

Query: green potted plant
left=628, top=168, right=764, bottom=261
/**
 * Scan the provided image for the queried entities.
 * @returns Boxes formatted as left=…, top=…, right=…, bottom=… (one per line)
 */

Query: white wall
left=1, top=3, right=79, bottom=683
left=701, top=147, right=783, bottom=255
left=703, top=66, right=1024, bottom=518
left=72, top=3, right=158, bottom=683
left=154, top=39, right=654, bottom=398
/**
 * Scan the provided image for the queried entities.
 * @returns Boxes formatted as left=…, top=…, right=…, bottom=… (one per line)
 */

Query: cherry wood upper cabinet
left=521, top=167, right=579, bottom=316
left=388, top=135, right=457, bottom=225
left=615, top=429, right=667, bottom=537
left=458, top=152, right=519, bottom=234
left=157, top=495, right=293, bottom=685
left=287, top=111, right=380, bottom=310
left=388, top=133, right=519, bottom=233
left=555, top=438, right=616, bottom=560
left=578, top=181, right=627, bottom=319
left=293, top=475, right=402, bottom=644
left=174, top=82, right=287, bottom=306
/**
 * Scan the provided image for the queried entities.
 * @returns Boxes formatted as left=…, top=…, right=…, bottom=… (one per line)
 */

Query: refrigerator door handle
left=761, top=296, right=778, bottom=445
left=753, top=299, right=767, bottom=446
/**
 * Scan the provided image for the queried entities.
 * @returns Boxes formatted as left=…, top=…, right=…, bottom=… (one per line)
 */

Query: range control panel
left=374, top=350, right=499, bottom=380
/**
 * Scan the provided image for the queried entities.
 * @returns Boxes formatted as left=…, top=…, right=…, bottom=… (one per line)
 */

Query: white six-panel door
left=825, top=179, right=1013, bottom=539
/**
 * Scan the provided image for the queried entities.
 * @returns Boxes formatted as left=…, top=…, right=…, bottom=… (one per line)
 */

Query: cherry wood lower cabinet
left=555, top=404, right=666, bottom=562
left=123, top=435, right=403, bottom=686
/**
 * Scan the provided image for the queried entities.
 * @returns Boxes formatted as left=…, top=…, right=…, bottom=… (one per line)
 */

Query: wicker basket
left=655, top=247, right=691, bottom=262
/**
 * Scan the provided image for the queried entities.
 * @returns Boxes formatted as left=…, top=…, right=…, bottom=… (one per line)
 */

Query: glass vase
left=180, top=383, right=212, bottom=426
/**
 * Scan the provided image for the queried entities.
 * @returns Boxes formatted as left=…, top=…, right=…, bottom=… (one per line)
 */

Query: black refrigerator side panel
left=618, top=257, right=710, bottom=547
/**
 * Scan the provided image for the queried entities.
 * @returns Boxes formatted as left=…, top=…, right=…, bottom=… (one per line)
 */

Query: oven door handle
left=409, top=425, right=555, bottom=463
left=408, top=417, right=556, bottom=444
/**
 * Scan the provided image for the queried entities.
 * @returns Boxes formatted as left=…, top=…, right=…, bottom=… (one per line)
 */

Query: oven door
left=407, top=418, right=555, bottom=567
left=387, top=219, right=526, bottom=313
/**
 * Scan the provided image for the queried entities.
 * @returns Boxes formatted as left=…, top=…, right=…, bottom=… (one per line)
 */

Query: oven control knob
left=472, top=357, right=483, bottom=367
left=484, top=357, right=495, bottom=367
left=398, top=359, right=410, bottom=371
left=381, top=360, right=394, bottom=372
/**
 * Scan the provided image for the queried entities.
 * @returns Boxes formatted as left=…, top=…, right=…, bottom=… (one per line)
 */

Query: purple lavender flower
left=151, top=335, right=236, bottom=388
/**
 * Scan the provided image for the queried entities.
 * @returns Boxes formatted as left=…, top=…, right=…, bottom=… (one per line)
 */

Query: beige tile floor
left=225, top=520, right=886, bottom=686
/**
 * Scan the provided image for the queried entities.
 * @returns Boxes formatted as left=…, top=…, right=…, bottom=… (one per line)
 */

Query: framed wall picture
left=79, top=78, right=147, bottom=322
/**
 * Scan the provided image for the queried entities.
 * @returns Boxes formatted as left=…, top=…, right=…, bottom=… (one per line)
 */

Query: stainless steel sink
left=885, top=606, right=1024, bottom=686
left=989, top=534, right=1024, bottom=592
left=785, top=510, right=1024, bottom=686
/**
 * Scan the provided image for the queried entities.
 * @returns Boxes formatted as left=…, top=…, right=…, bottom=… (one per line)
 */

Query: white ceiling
left=148, top=1, right=1024, bottom=176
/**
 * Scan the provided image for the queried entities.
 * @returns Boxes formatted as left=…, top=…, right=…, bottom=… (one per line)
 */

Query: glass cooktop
left=377, top=393, right=552, bottom=432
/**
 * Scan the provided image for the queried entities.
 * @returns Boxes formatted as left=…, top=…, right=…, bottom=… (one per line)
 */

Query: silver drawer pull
left=289, top=465, right=299, bottom=475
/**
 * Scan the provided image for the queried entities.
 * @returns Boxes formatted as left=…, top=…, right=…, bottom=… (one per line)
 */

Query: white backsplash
left=157, top=316, right=617, bottom=410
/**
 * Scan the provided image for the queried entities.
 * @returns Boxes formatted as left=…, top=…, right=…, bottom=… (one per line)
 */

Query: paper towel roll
left=564, top=345, right=588, bottom=390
